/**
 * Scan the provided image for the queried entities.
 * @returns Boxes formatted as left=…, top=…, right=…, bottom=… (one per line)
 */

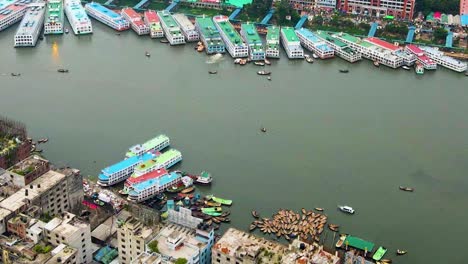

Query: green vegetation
left=274, top=0, right=300, bottom=27
left=433, top=27, right=448, bottom=43
left=33, top=244, right=52, bottom=254
left=415, top=0, right=460, bottom=15
left=175, top=258, right=188, bottom=264
left=147, top=1, right=168, bottom=10
left=176, top=3, right=230, bottom=17
left=11, top=166, right=34, bottom=176
left=310, top=15, right=368, bottom=36
left=39, top=212, right=53, bottom=223
left=148, top=240, right=159, bottom=253
left=379, top=22, right=408, bottom=39
left=240, top=0, right=272, bottom=22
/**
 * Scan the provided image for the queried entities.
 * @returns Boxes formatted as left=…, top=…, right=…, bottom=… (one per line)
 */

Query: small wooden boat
left=181, top=186, right=195, bottom=194
left=177, top=193, right=194, bottom=199
left=301, top=208, right=306, bottom=214
left=205, top=201, right=221, bottom=207
left=249, top=224, right=256, bottom=231
left=221, top=217, right=230, bottom=223
left=374, top=61, right=380, bottom=67
left=197, top=45, right=204, bottom=52
left=160, top=39, right=169, bottom=44
left=11, top=73, right=21, bottom=77
left=234, top=58, right=241, bottom=64
left=264, top=59, right=271, bottom=65
left=399, top=186, right=414, bottom=192
left=267, top=76, right=271, bottom=81
left=314, top=207, right=324, bottom=212
left=339, top=69, right=349, bottom=73
left=402, top=65, right=410, bottom=70
left=372, top=246, right=388, bottom=261
left=208, top=70, right=217, bottom=74
left=57, top=69, right=69, bottom=73
left=145, top=51, right=150, bottom=57
left=328, top=224, right=339, bottom=228
left=257, top=70, right=271, bottom=75
left=328, top=225, right=339, bottom=232
left=335, top=234, right=347, bottom=248
left=65, top=28, right=69, bottom=34
left=166, top=185, right=185, bottom=193
left=220, top=211, right=230, bottom=217
left=254, top=61, right=265, bottom=66
left=239, top=59, right=247, bottom=65
left=213, top=224, right=220, bottom=230
left=212, top=217, right=221, bottom=224
left=305, top=57, right=314, bottom=63
left=260, top=127, right=267, bottom=133
left=252, top=210, right=259, bottom=218
left=206, top=219, right=212, bottom=226
left=396, top=249, right=407, bottom=255
left=381, top=259, right=392, bottom=263
left=312, top=53, right=319, bottom=59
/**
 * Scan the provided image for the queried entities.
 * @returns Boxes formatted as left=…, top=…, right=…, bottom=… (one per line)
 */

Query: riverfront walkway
left=368, top=22, right=378, bottom=37
left=165, top=0, right=179, bottom=12
left=134, top=0, right=150, bottom=9
left=294, top=15, right=308, bottom=29
left=405, top=26, right=415, bottom=43
left=260, top=9, right=274, bottom=25
left=229, top=8, right=242, bottom=20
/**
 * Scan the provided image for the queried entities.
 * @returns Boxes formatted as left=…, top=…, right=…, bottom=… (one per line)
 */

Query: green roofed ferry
left=240, top=23, right=265, bottom=61
left=195, top=15, right=225, bottom=54
left=126, top=134, right=170, bottom=158
left=44, top=0, right=64, bottom=34
left=266, top=26, right=280, bottom=58
left=213, top=15, right=247, bottom=58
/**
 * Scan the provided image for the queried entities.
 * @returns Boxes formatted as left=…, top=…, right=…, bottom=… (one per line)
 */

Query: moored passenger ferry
left=157, top=10, right=185, bottom=45
left=280, top=27, right=303, bottom=59
left=126, top=134, right=170, bottom=158
left=240, top=23, right=265, bottom=61
left=405, top=44, right=437, bottom=70
left=265, top=26, right=280, bottom=58
left=144, top=9, right=163, bottom=38
left=194, top=15, right=225, bottom=54
left=419, top=46, right=467, bottom=73
left=14, top=4, right=45, bottom=47
left=97, top=152, right=156, bottom=186
left=313, top=30, right=361, bottom=63
left=173, top=13, right=199, bottom=42
left=130, top=149, right=182, bottom=178
left=295, top=28, right=334, bottom=59
left=64, top=0, right=92, bottom=35
left=127, top=171, right=182, bottom=202
left=44, top=0, right=64, bottom=34
left=213, top=15, right=247, bottom=58
left=121, top=7, right=148, bottom=35
left=0, top=0, right=30, bottom=32
left=84, top=2, right=129, bottom=31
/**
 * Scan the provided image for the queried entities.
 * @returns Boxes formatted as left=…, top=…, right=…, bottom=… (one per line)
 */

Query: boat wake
left=206, top=53, right=224, bottom=64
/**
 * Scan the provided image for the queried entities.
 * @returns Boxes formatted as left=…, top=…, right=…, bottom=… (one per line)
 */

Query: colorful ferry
left=265, top=26, right=280, bottom=58
left=280, top=27, right=303, bottom=59
left=173, top=13, right=199, bottom=42
left=44, top=0, right=64, bottom=34
left=126, top=134, right=170, bottom=158
left=405, top=44, right=437, bottom=70
left=415, top=62, right=424, bottom=75
left=313, top=30, right=361, bottom=63
left=131, top=149, right=182, bottom=177
left=194, top=15, right=225, bottom=54
left=213, top=15, right=248, bottom=58
left=127, top=171, right=182, bottom=202
left=240, top=23, right=265, bottom=61
left=365, top=37, right=416, bottom=66
left=121, top=7, right=148, bottom=35
left=295, top=28, right=334, bottom=59
left=97, top=152, right=156, bottom=186
left=143, top=10, right=163, bottom=38
left=84, top=2, right=129, bottom=31
left=419, top=46, right=467, bottom=73
left=157, top=10, right=185, bottom=45
left=64, top=0, right=92, bottom=35
left=14, top=5, right=45, bottom=47
left=122, top=167, right=168, bottom=194
left=0, top=0, right=30, bottom=32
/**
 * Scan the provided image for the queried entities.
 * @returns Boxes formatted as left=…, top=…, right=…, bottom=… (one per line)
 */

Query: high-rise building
left=337, top=0, right=415, bottom=19
left=461, top=0, right=468, bottom=15
left=118, top=217, right=155, bottom=264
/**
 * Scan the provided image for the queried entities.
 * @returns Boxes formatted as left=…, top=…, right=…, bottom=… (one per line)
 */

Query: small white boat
left=338, top=205, right=355, bottom=214
left=402, top=65, right=410, bottom=70
left=312, top=53, right=319, bottom=59
left=234, top=58, right=242, bottom=64
left=65, top=28, right=69, bottom=34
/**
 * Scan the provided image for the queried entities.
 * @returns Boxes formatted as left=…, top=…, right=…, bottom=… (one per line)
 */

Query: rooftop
left=91, top=215, right=118, bottom=242
left=0, top=3, right=28, bottom=21
left=158, top=11, right=182, bottom=34
left=224, top=0, right=252, bottom=8
left=196, top=16, right=222, bottom=41
left=15, top=5, right=45, bottom=36
left=45, top=213, right=89, bottom=238
left=45, top=244, right=77, bottom=264
left=0, top=207, right=12, bottom=220
left=173, top=13, right=195, bottom=31
left=335, top=32, right=374, bottom=48
left=0, top=170, right=66, bottom=212
left=281, top=27, right=300, bottom=43
left=154, top=223, right=208, bottom=260
left=365, top=37, right=399, bottom=51
left=241, top=23, right=262, bottom=46
left=86, top=2, right=124, bottom=22
left=121, top=217, right=154, bottom=240
left=314, top=30, right=347, bottom=48
left=134, top=149, right=181, bottom=171
left=126, top=168, right=168, bottom=185
left=266, top=26, right=279, bottom=43
left=8, top=155, right=48, bottom=176
left=144, top=10, right=159, bottom=23
left=133, top=252, right=170, bottom=264
left=100, top=152, right=155, bottom=177
left=129, top=171, right=180, bottom=194
left=344, top=235, right=375, bottom=252
left=64, top=0, right=89, bottom=23
left=296, top=28, right=333, bottom=52
left=214, top=16, right=245, bottom=46
left=45, top=0, right=63, bottom=25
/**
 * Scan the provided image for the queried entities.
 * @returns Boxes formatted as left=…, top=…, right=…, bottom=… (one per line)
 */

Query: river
left=1, top=21, right=467, bottom=264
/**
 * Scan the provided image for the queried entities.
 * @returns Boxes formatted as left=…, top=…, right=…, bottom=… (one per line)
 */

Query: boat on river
left=373, top=246, right=387, bottom=261
left=211, top=196, right=232, bottom=206
left=399, top=186, right=414, bottom=192
left=338, top=205, right=355, bottom=214
left=257, top=70, right=271, bottom=75
left=195, top=171, right=212, bottom=185
left=396, top=249, right=407, bottom=255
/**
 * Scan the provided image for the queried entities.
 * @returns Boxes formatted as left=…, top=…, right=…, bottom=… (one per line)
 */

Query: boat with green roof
left=131, top=149, right=182, bottom=177
left=213, top=15, right=248, bottom=58
left=211, top=196, right=233, bottom=206
left=144, top=10, right=163, bottom=38
left=240, top=23, right=265, bottom=61
left=44, top=0, right=64, bottom=34
left=126, top=134, right=170, bottom=158
left=266, top=26, right=280, bottom=58
left=195, top=15, right=225, bottom=54
left=280, top=27, right=303, bottom=59
left=372, top=246, right=387, bottom=261
left=313, top=30, right=361, bottom=63
left=157, top=10, right=185, bottom=45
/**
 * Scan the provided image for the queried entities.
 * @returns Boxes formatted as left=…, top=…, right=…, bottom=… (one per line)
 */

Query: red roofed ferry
left=121, top=7, right=148, bottom=35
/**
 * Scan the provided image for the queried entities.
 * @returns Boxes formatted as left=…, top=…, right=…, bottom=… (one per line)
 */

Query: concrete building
left=337, top=0, right=415, bottom=19
left=45, top=243, right=78, bottom=264
left=167, top=207, right=202, bottom=229
left=44, top=212, right=92, bottom=264
left=118, top=217, right=155, bottom=264
left=6, top=213, right=32, bottom=239
left=132, top=252, right=174, bottom=264
left=6, top=155, right=50, bottom=187
left=26, top=219, right=46, bottom=243
left=461, top=0, right=468, bottom=15
left=0, top=208, right=13, bottom=234
left=289, top=0, right=337, bottom=11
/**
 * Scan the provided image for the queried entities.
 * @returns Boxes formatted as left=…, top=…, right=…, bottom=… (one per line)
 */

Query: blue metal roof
left=461, top=15, right=468, bottom=27
left=88, top=2, right=119, bottom=19
left=99, top=153, right=155, bottom=180
left=296, top=28, right=333, bottom=52
left=129, top=172, right=180, bottom=194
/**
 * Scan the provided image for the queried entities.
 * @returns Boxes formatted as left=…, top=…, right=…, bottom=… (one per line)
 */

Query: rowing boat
left=212, top=196, right=233, bottom=206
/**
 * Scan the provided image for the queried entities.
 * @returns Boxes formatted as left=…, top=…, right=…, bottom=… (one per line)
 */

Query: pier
left=133, top=0, right=150, bottom=10
left=405, top=26, right=415, bottom=43
left=294, top=15, right=307, bottom=30
left=229, top=8, right=242, bottom=20
left=260, top=9, right=274, bottom=25
left=165, top=0, right=179, bottom=12
left=368, top=22, right=378, bottom=37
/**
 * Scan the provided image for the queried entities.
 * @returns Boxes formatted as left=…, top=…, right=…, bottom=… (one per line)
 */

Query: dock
left=229, top=8, right=241, bottom=20
left=405, top=26, right=415, bottom=43
left=445, top=30, right=453, bottom=48
left=368, top=22, right=378, bottom=37
left=165, top=0, right=178, bottom=12
left=260, top=9, right=274, bottom=25
left=133, top=0, right=150, bottom=10
left=294, top=15, right=307, bottom=30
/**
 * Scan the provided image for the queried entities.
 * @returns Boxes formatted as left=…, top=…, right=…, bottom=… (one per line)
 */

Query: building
left=167, top=207, right=202, bottom=229
left=461, top=0, right=468, bottom=15
left=45, top=243, right=78, bottom=264
left=151, top=222, right=214, bottom=264
left=0, top=126, right=31, bottom=170
left=132, top=252, right=173, bottom=264
left=26, top=219, right=45, bottom=243
left=6, top=213, right=32, bottom=239
left=337, top=0, right=415, bottom=19
left=44, top=212, right=92, bottom=264
left=7, top=155, right=50, bottom=187
left=118, top=217, right=155, bottom=264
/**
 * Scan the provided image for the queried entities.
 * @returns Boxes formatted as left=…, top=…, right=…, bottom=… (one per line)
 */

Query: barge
left=0, top=0, right=29, bottom=32
left=213, top=15, right=248, bottom=58
left=127, top=171, right=181, bottom=202
left=64, top=0, right=92, bottom=35
left=173, top=13, right=199, bottom=42
left=84, top=2, right=129, bottom=31
left=44, top=0, right=64, bottom=34
left=144, top=9, right=163, bottom=38
left=419, top=46, right=467, bottom=73
left=14, top=4, right=45, bottom=47
left=194, top=15, right=225, bottom=54
left=240, top=23, right=265, bottom=61
left=97, top=152, right=156, bottom=186
left=405, top=44, right=437, bottom=70
left=126, top=134, right=170, bottom=158
left=280, top=27, right=303, bottom=59
left=265, top=26, right=280, bottom=58
left=157, top=10, right=185, bottom=45
left=313, top=30, right=361, bottom=63
left=295, top=28, right=334, bottom=59
left=121, top=7, right=148, bottom=35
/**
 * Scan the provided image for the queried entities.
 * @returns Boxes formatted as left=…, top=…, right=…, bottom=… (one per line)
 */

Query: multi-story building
left=7, top=155, right=50, bottom=187
left=6, top=213, right=32, bottom=239
left=289, top=0, right=336, bottom=11
left=461, top=0, right=468, bottom=15
left=133, top=252, right=174, bottom=264
left=44, top=212, right=92, bottom=264
left=337, top=0, right=415, bottom=19
left=0, top=208, right=13, bottom=234
left=26, top=218, right=45, bottom=243
left=45, top=244, right=78, bottom=264
left=118, top=217, right=155, bottom=264
left=0, top=134, right=32, bottom=170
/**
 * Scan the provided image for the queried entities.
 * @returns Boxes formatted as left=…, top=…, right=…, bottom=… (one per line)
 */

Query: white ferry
left=157, top=10, right=185, bottom=45
left=265, top=26, right=280, bottom=58
left=173, top=13, right=199, bottom=42
left=194, top=15, right=225, bottom=54
left=14, top=4, right=45, bottom=47
left=280, top=27, right=303, bottom=59
left=127, top=171, right=181, bottom=202
left=240, top=23, right=265, bottom=61
left=121, top=7, right=148, bottom=35
left=295, top=28, right=334, bottom=59
left=64, top=0, right=92, bottom=35
left=144, top=10, right=163, bottom=38
left=365, top=37, right=416, bottom=66
left=44, top=0, right=64, bottom=34
left=131, top=149, right=182, bottom=178
left=84, top=2, right=129, bottom=31
left=405, top=45, right=437, bottom=70
left=213, top=15, right=248, bottom=58
left=313, top=30, right=361, bottom=63
left=419, top=46, right=467, bottom=73
left=126, top=134, right=170, bottom=158
left=0, top=0, right=30, bottom=32
left=97, top=152, right=156, bottom=186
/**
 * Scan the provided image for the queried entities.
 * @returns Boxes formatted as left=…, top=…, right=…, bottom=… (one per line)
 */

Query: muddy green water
left=1, top=21, right=467, bottom=264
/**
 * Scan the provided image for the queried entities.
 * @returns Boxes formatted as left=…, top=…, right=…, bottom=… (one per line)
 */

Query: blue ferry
left=84, top=2, right=129, bottom=31
left=98, top=152, right=156, bottom=186
left=127, top=171, right=181, bottom=202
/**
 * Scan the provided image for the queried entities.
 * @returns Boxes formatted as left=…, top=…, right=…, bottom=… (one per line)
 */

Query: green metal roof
left=217, top=19, right=244, bottom=45
left=196, top=16, right=220, bottom=39
left=45, top=0, right=63, bottom=24
left=344, top=236, right=375, bottom=252
left=337, top=33, right=373, bottom=48
left=135, top=149, right=181, bottom=171
left=224, top=0, right=252, bottom=8
left=266, top=26, right=279, bottom=49
left=314, top=31, right=347, bottom=48
left=157, top=11, right=181, bottom=34
left=241, top=23, right=263, bottom=51
left=281, top=27, right=299, bottom=42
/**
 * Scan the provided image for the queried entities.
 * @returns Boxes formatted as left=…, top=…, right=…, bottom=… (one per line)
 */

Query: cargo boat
left=173, top=13, right=198, bottom=42
left=195, top=171, right=212, bottom=185
left=295, top=28, right=334, bottom=59
left=280, top=27, right=303, bottom=59
left=44, top=0, right=64, bottom=34
left=157, top=10, right=185, bottom=45
left=240, top=23, right=265, bottom=61
left=64, top=0, right=92, bottom=35
left=194, top=15, right=225, bottom=54
left=127, top=171, right=182, bottom=202
left=126, top=134, right=170, bottom=158
left=14, top=5, right=45, bottom=47
left=419, top=46, right=467, bottom=73
left=122, top=168, right=168, bottom=194
left=213, top=15, right=248, bottom=58
left=313, top=30, right=361, bottom=63
left=365, top=37, right=416, bottom=66
left=143, top=10, right=162, bottom=38
left=121, top=7, right=148, bottom=35
left=0, top=0, right=30, bottom=32
left=85, top=2, right=129, bottom=31
left=97, top=152, right=156, bottom=186
left=265, top=26, right=280, bottom=58
left=405, top=44, right=437, bottom=70
left=130, top=149, right=182, bottom=178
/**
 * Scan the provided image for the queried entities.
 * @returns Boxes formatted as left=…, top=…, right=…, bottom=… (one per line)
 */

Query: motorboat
left=65, top=28, right=69, bottom=34
left=11, top=73, right=21, bottom=77
left=254, top=61, right=265, bottom=66
left=402, top=65, right=410, bottom=70
left=339, top=69, right=349, bottom=73
left=312, top=53, right=319, bottom=59
left=267, top=76, right=271, bottom=81
left=208, top=71, right=217, bottom=74
left=252, top=210, right=259, bottom=218
left=396, top=249, right=407, bottom=255
left=338, top=205, right=355, bottom=214
left=257, top=71, right=271, bottom=75
left=145, top=51, right=150, bottom=57
left=57, top=69, right=69, bottom=73
left=160, top=39, right=169, bottom=44
left=399, top=186, right=414, bottom=192
left=264, top=59, right=271, bottom=65
left=374, top=61, right=380, bottom=67
left=305, top=57, right=314, bottom=63
left=260, top=127, right=267, bottom=133
left=314, top=207, right=324, bottom=211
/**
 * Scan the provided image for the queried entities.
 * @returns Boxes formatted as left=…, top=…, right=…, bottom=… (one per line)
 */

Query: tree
left=148, top=240, right=159, bottom=253
left=243, top=0, right=273, bottom=21
left=175, top=258, right=188, bottom=264
left=274, top=0, right=300, bottom=26
left=313, top=15, right=324, bottom=26
left=433, top=27, right=448, bottom=43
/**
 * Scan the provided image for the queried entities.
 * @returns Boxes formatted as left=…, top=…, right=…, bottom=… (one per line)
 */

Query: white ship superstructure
left=0, top=0, right=29, bottom=32
left=173, top=13, right=199, bottom=42
left=14, top=4, right=45, bottom=47
left=64, top=0, right=92, bottom=35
